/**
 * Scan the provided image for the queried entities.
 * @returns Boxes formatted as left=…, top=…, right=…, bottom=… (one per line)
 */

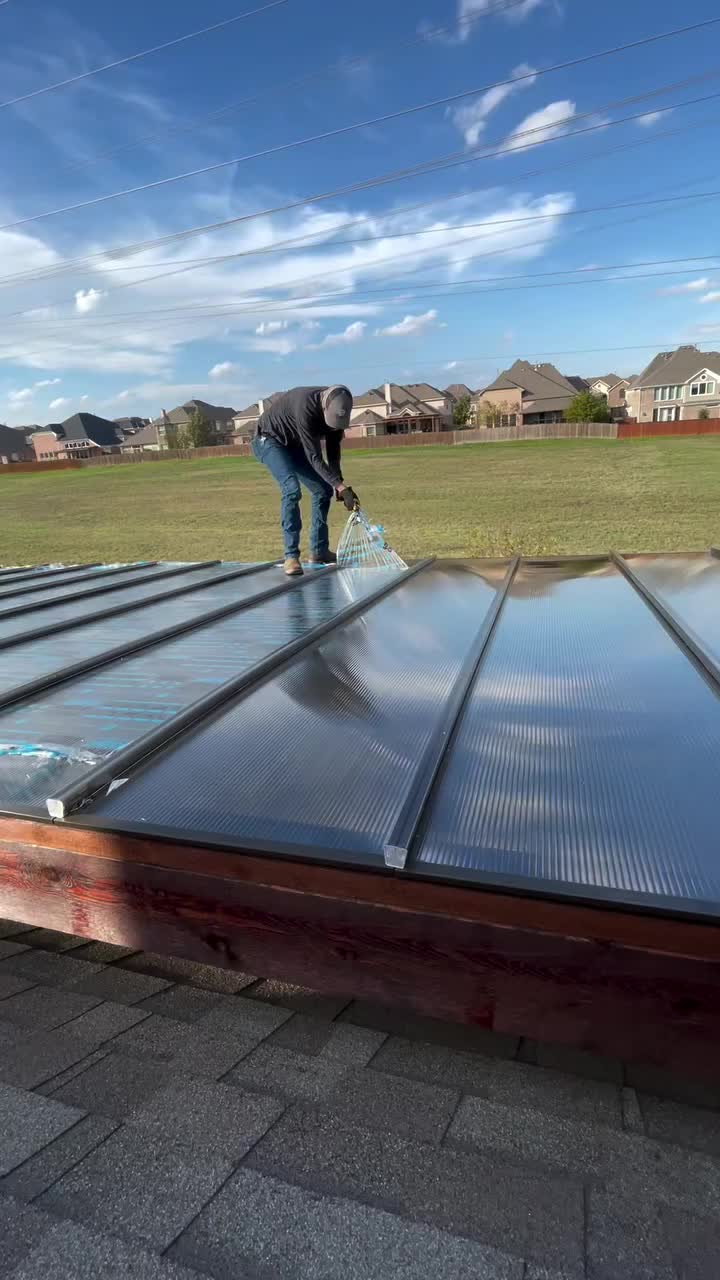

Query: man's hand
left=337, top=485, right=359, bottom=512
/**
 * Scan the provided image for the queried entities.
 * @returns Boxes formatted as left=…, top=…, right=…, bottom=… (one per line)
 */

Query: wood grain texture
left=1, top=825, right=719, bottom=1079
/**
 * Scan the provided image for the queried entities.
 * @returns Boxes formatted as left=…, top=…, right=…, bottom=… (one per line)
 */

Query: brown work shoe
left=283, top=557, right=303, bottom=577
left=308, top=550, right=337, bottom=565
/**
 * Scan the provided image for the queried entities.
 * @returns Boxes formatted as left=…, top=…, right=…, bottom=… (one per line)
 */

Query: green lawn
left=2, top=437, right=719, bottom=564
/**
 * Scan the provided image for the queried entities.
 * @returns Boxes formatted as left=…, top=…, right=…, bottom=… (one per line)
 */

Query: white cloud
left=209, top=361, right=238, bottom=379
left=49, top=396, right=69, bottom=410
left=451, top=63, right=536, bottom=147
left=376, top=310, right=440, bottom=338
left=255, top=320, right=289, bottom=335
left=8, top=387, right=34, bottom=406
left=80, top=394, right=89, bottom=402
left=503, top=100, right=576, bottom=152
left=658, top=278, right=710, bottom=296
left=75, top=288, right=105, bottom=314
left=435, top=0, right=547, bottom=44
left=444, top=361, right=459, bottom=370
left=248, top=336, right=298, bottom=356
left=636, top=111, right=668, bottom=128
left=35, top=377, right=61, bottom=387
left=310, top=321, right=367, bottom=349
left=700, top=292, right=720, bottom=304
left=116, top=389, right=131, bottom=400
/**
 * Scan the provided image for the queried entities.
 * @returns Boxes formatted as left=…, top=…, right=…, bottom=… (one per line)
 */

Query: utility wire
left=1, top=92, right=715, bottom=295
left=0, top=0, right=294, bottom=110
left=56, top=0, right=539, bottom=176
left=2, top=16, right=719, bottom=233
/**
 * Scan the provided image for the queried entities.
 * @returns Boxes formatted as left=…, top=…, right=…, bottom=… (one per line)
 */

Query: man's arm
left=295, top=403, right=343, bottom=488
left=325, top=430, right=344, bottom=484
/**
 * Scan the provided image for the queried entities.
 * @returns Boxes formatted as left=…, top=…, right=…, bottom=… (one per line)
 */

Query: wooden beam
left=1, top=820, right=719, bottom=1079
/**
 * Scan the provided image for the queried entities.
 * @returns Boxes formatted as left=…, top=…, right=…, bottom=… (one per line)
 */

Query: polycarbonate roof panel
left=76, top=563, right=505, bottom=867
left=624, top=553, right=720, bottom=668
left=0, top=563, right=225, bottom=645
left=0, top=562, right=143, bottom=600
left=0, top=567, right=392, bottom=814
left=0, top=564, right=270, bottom=702
left=414, top=560, right=720, bottom=915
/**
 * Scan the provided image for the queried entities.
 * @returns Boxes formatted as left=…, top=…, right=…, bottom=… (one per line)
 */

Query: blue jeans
left=252, top=435, right=333, bottom=559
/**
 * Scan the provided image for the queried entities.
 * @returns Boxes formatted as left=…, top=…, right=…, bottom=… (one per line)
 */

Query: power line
left=3, top=17, right=719, bottom=233
left=55, top=0, right=538, bottom=177
left=0, top=93, right=714, bottom=297
left=0, top=0, right=293, bottom=111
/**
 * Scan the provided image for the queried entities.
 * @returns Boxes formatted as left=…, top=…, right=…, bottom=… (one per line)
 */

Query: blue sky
left=1, top=0, right=719, bottom=424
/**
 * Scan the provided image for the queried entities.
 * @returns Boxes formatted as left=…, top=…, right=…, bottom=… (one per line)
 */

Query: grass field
left=2, top=437, right=719, bottom=564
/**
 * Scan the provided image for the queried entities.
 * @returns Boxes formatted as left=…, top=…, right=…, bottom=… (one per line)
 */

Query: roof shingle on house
left=0, top=423, right=34, bottom=460
left=632, top=345, right=720, bottom=389
left=478, top=360, right=578, bottom=411
left=50, top=413, right=124, bottom=449
left=121, top=422, right=161, bottom=449
left=444, top=383, right=475, bottom=401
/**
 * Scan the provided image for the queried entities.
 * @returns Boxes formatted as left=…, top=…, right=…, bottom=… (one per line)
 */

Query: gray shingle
left=129, top=1074, right=284, bottom=1159
left=248, top=1105, right=585, bottom=1274
left=521, top=1040, right=624, bottom=1085
left=197, top=994, right=291, bottom=1043
left=171, top=1166, right=523, bottom=1280
left=661, top=1205, right=720, bottom=1280
left=0, top=1195, right=53, bottom=1273
left=228, top=1025, right=385, bottom=1105
left=38, top=1125, right=233, bottom=1251
left=119, top=951, right=255, bottom=993
left=68, top=941, right=138, bottom=964
left=322, top=1066, right=459, bottom=1143
left=0, top=939, right=30, bottom=959
left=19, top=929, right=88, bottom=952
left=137, top=984, right=223, bottom=1023
left=0, top=1027, right=104, bottom=1090
left=625, top=1061, right=720, bottom=1109
left=587, top=1186, right=674, bottom=1280
left=638, top=1093, right=720, bottom=1156
left=0, top=1114, right=117, bottom=1202
left=341, top=1001, right=519, bottom=1058
left=9, top=1219, right=203, bottom=1280
left=247, top=979, right=350, bottom=1020
left=0, top=1083, right=83, bottom=1175
left=0, top=949, right=103, bottom=988
left=621, top=1086, right=645, bottom=1134
left=112, top=1013, right=256, bottom=1078
left=61, top=1000, right=151, bottom=1042
left=68, top=968, right=171, bottom=1005
left=0, top=984, right=101, bottom=1031
left=0, top=972, right=37, bottom=1000
left=447, top=1096, right=720, bottom=1219
left=0, top=920, right=34, bottom=938
left=268, top=1013, right=383, bottom=1058
left=49, top=1050, right=171, bottom=1120
left=36, top=1048, right=110, bottom=1096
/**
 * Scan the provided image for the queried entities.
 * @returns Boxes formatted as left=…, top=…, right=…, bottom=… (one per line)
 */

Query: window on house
left=653, top=407, right=679, bottom=422
left=499, top=414, right=517, bottom=427
left=654, top=385, right=682, bottom=401
left=690, top=380, right=715, bottom=396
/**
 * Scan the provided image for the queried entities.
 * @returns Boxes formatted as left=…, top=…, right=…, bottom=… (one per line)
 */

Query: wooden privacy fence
left=618, top=418, right=720, bottom=439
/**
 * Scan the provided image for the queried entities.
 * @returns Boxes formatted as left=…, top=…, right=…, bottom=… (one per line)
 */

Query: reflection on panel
left=625, top=553, right=720, bottom=668
left=79, top=564, right=504, bottom=866
left=0, top=562, right=140, bottom=600
left=0, top=568, right=392, bottom=812
left=415, top=561, right=720, bottom=912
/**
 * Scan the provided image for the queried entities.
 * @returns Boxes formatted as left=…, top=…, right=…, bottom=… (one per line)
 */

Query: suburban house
left=444, top=383, right=475, bottom=403
left=147, top=399, right=237, bottom=448
left=474, top=361, right=580, bottom=427
left=120, top=421, right=163, bottom=452
left=31, top=413, right=125, bottom=461
left=347, top=383, right=453, bottom=437
left=625, top=346, right=720, bottom=422
left=0, top=423, right=34, bottom=464
left=114, top=416, right=149, bottom=437
left=585, top=374, right=633, bottom=419
left=231, top=393, right=283, bottom=443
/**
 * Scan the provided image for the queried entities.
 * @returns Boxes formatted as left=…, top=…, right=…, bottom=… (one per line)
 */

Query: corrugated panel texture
left=0, top=568, right=393, bottom=814
left=0, top=563, right=206, bottom=639
left=0, top=562, right=141, bottom=600
left=82, top=564, right=504, bottom=865
left=0, top=564, right=266, bottom=701
left=415, top=561, right=720, bottom=910
left=626, top=553, right=720, bottom=668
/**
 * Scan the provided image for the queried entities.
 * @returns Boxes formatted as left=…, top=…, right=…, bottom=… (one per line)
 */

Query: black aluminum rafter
left=0, top=562, right=100, bottom=588
left=612, top=552, right=720, bottom=694
left=0, top=561, right=155, bottom=603
left=0, top=564, right=330, bottom=715
left=0, top=562, right=276, bottom=653
left=383, top=555, right=520, bottom=870
left=0, top=560, right=221, bottom=622
left=0, top=564, right=49, bottom=580
left=47, top=559, right=434, bottom=821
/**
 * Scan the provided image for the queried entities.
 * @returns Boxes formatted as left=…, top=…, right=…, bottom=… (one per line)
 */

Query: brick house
left=625, top=346, right=720, bottom=422
left=474, top=361, right=579, bottom=427
left=148, top=400, right=237, bottom=447
left=0, top=423, right=34, bottom=464
left=231, top=393, right=283, bottom=443
left=347, top=383, right=453, bottom=437
left=585, top=374, right=633, bottom=420
left=31, top=413, right=124, bottom=461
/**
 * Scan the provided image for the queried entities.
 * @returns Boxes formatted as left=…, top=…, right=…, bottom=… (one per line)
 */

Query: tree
left=452, top=394, right=473, bottom=428
left=181, top=410, right=214, bottom=448
left=698, top=408, right=710, bottom=420
left=164, top=423, right=181, bottom=449
left=476, top=398, right=514, bottom=429
left=564, top=391, right=612, bottom=423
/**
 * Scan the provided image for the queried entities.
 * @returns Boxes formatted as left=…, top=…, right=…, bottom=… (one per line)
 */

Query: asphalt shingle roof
left=632, top=346, right=720, bottom=389
left=0, top=920, right=718, bottom=1278
left=0, top=425, right=33, bottom=459
left=57, top=414, right=124, bottom=448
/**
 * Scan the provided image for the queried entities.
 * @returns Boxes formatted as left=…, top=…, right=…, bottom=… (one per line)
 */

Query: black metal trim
left=48, top=559, right=434, bottom=820
left=0, top=564, right=325, bottom=715
left=383, top=556, right=520, bottom=870
left=0, top=561, right=155, bottom=604
left=0, top=562, right=276, bottom=653
left=611, top=552, right=720, bottom=693
left=0, top=560, right=221, bottom=622
left=0, top=562, right=98, bottom=585
left=0, top=564, right=49, bottom=580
